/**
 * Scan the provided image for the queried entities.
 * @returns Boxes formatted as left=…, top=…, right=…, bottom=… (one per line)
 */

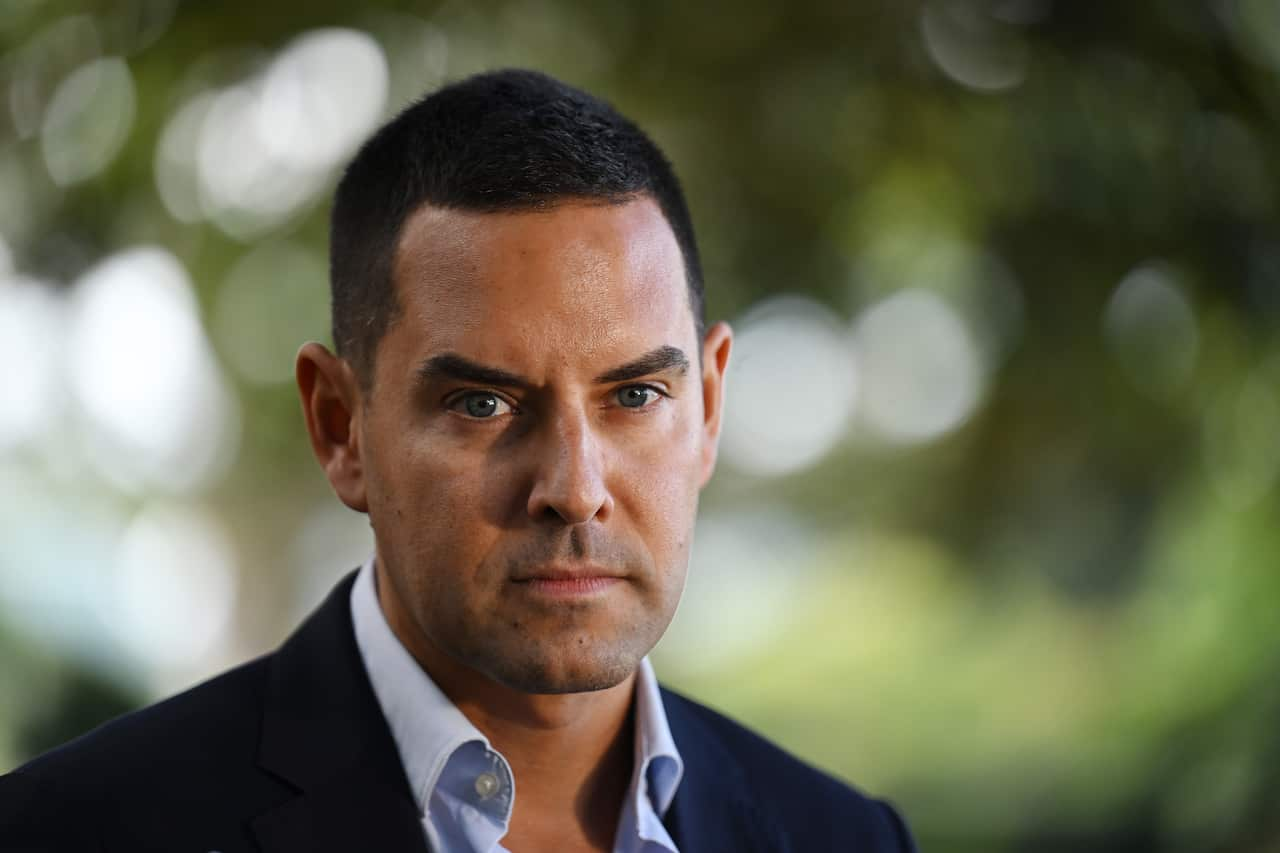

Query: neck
left=377, top=564, right=637, bottom=849
left=455, top=674, right=637, bottom=851
left=420, top=636, right=637, bottom=773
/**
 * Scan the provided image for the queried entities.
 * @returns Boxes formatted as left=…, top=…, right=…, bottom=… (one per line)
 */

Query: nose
left=526, top=410, right=614, bottom=526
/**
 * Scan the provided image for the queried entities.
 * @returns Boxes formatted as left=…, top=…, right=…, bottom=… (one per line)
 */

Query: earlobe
left=295, top=342, right=369, bottom=513
left=698, top=322, right=733, bottom=488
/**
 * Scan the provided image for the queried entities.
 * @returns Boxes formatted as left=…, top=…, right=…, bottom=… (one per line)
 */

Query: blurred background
left=2, top=1, right=1279, bottom=849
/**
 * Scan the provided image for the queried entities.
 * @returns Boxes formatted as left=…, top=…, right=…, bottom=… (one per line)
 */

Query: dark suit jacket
left=0, top=572, right=916, bottom=852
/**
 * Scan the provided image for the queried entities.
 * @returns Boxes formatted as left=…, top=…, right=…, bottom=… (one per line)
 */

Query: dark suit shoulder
left=12, top=653, right=272, bottom=784
left=0, top=769, right=101, bottom=852
left=660, top=685, right=917, bottom=852
left=2, top=654, right=292, bottom=853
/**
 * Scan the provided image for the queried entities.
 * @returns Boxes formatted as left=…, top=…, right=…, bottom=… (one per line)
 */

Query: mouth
left=511, top=565, right=626, bottom=598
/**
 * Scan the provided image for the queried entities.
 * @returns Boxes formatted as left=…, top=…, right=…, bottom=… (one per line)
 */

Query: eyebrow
left=415, top=345, right=690, bottom=390
left=416, top=353, right=532, bottom=390
left=593, top=345, right=689, bottom=384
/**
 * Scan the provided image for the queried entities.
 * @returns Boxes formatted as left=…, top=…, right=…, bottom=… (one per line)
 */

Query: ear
left=296, top=342, right=369, bottom=513
left=697, top=321, right=733, bottom=488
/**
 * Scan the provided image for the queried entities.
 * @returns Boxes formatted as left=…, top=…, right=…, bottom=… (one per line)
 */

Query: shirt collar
left=633, top=656, right=684, bottom=816
left=350, top=554, right=496, bottom=813
left=349, top=554, right=685, bottom=848
left=627, top=656, right=684, bottom=848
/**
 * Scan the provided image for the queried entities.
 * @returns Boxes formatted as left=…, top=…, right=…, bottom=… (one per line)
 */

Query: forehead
left=384, top=197, right=694, bottom=374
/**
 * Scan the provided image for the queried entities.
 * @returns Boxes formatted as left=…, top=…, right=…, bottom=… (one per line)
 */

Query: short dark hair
left=329, top=68, right=706, bottom=388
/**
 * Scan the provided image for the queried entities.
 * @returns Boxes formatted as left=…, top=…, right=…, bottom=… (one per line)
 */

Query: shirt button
left=474, top=772, right=500, bottom=800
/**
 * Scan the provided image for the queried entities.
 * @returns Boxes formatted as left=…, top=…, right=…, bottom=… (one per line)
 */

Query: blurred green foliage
left=2, top=1, right=1279, bottom=850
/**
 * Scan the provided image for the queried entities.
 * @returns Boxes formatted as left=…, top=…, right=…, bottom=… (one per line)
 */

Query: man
left=0, top=69, right=915, bottom=852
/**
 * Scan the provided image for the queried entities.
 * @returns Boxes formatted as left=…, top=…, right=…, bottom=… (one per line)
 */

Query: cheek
left=374, top=422, right=486, bottom=511
left=366, top=427, right=507, bottom=572
left=615, top=418, right=703, bottom=556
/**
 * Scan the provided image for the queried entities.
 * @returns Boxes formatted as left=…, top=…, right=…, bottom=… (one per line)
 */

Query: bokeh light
left=1202, top=367, right=1280, bottom=509
left=1103, top=261, right=1199, bottom=400
left=212, top=242, right=329, bottom=385
left=66, top=247, right=239, bottom=493
left=658, top=509, right=816, bottom=674
left=40, top=56, right=135, bottom=186
left=158, top=28, right=390, bottom=238
left=153, top=91, right=215, bottom=225
left=0, top=276, right=63, bottom=450
left=7, top=14, right=101, bottom=140
left=288, top=502, right=374, bottom=624
left=0, top=462, right=128, bottom=675
left=109, top=503, right=238, bottom=680
left=920, top=1, right=1028, bottom=93
left=720, top=296, right=858, bottom=476
left=196, top=83, right=327, bottom=238
left=257, top=28, right=389, bottom=171
left=852, top=288, right=984, bottom=445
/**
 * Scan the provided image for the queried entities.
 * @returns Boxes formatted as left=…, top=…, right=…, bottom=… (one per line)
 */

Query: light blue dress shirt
left=350, top=557, right=684, bottom=853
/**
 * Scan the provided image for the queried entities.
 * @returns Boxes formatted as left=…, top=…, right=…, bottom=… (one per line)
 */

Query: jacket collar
left=251, top=570, right=428, bottom=853
left=660, top=687, right=780, bottom=853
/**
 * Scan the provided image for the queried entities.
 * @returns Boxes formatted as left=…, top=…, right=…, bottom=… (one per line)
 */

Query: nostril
left=538, top=503, right=568, bottom=524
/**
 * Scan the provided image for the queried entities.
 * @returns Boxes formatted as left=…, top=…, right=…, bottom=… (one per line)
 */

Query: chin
left=484, top=643, right=642, bottom=695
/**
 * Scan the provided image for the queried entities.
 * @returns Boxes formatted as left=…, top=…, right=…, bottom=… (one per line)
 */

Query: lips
left=511, top=564, right=625, bottom=582
left=511, top=565, right=625, bottom=596
left=517, top=576, right=622, bottom=595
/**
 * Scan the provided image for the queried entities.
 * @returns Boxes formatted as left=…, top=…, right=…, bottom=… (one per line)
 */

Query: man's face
left=355, top=197, right=729, bottom=694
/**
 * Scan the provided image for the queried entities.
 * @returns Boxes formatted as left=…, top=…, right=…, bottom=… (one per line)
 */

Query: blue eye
left=617, top=385, right=659, bottom=409
left=453, top=392, right=513, bottom=418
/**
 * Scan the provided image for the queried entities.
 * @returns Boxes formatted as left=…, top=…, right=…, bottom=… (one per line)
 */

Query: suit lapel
left=250, top=764, right=427, bottom=853
left=251, top=572, right=429, bottom=853
left=660, top=688, right=782, bottom=853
